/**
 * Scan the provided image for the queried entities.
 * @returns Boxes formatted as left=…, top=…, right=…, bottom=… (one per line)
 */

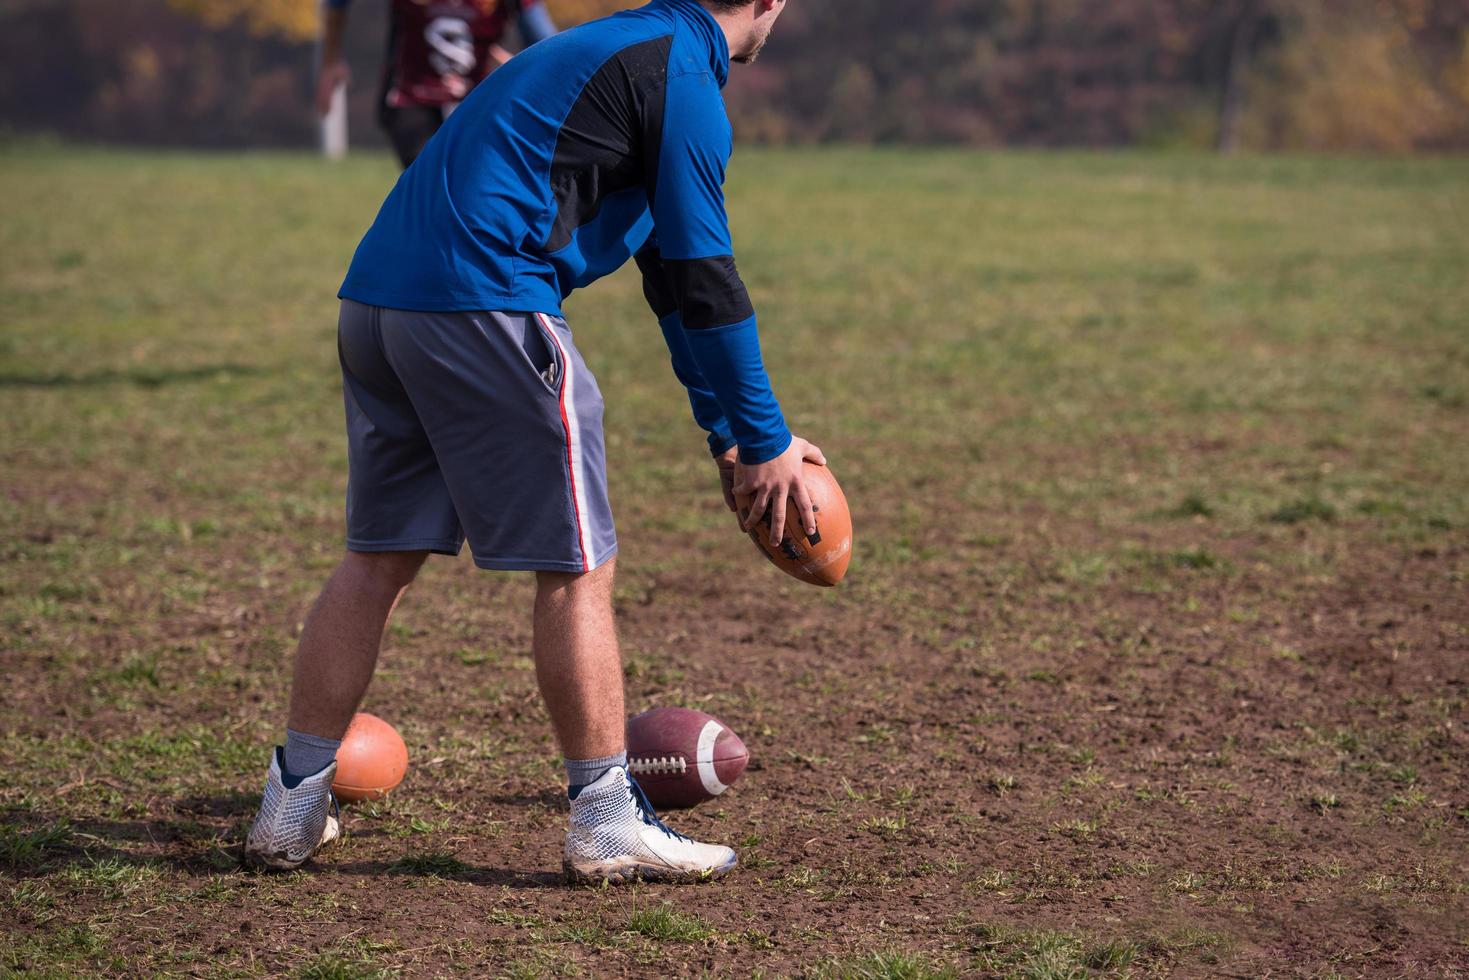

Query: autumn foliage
left=158, top=0, right=628, bottom=39
left=0, top=0, right=1465, bottom=151
left=165, top=0, right=319, bottom=41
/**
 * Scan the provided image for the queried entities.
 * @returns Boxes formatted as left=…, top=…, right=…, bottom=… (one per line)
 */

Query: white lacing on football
left=628, top=755, right=688, bottom=776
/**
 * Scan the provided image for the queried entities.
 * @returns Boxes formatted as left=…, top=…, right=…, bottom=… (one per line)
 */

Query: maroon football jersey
left=384, top=0, right=534, bottom=107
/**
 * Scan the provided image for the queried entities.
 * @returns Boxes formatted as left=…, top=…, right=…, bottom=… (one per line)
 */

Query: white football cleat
left=243, top=748, right=340, bottom=871
left=563, top=765, right=737, bottom=884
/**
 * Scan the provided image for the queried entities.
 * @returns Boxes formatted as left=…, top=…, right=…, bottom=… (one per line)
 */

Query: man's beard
left=733, top=27, right=770, bottom=64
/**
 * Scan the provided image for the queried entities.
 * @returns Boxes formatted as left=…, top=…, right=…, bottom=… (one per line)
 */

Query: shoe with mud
left=564, top=765, right=737, bottom=884
left=243, top=748, right=340, bottom=871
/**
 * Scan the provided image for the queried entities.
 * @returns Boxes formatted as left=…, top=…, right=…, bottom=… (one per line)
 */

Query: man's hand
left=731, top=437, right=827, bottom=546
left=715, top=446, right=739, bottom=513
left=315, top=59, right=351, bottom=117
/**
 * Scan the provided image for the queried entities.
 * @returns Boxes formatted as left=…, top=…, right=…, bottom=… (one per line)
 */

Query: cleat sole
left=243, top=815, right=340, bottom=872
left=562, top=855, right=737, bottom=886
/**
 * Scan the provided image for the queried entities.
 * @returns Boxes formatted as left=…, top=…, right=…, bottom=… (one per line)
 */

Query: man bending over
left=246, top=0, right=822, bottom=884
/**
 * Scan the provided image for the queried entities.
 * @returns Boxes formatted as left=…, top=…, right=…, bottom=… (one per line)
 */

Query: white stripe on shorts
left=536, top=313, right=597, bottom=572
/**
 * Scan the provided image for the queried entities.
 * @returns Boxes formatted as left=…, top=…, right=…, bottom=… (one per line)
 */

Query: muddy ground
left=3, top=148, right=1466, bottom=977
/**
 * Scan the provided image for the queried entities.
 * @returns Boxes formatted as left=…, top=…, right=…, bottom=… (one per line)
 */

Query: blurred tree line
left=1, top=0, right=1465, bottom=152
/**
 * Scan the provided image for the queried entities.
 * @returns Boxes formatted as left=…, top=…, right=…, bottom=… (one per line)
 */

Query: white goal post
left=322, top=81, right=348, bottom=161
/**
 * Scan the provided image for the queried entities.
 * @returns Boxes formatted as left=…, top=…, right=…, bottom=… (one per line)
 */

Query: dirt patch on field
left=5, top=518, right=1466, bottom=977
left=4, top=146, right=1468, bottom=977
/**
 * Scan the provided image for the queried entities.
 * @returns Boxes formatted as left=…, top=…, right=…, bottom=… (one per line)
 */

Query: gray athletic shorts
left=337, top=299, right=616, bottom=573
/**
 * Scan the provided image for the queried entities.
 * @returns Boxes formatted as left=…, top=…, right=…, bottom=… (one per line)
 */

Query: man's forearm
left=657, top=311, right=736, bottom=456
left=639, top=245, right=737, bottom=454
left=636, top=246, right=787, bottom=462
left=681, top=316, right=791, bottom=465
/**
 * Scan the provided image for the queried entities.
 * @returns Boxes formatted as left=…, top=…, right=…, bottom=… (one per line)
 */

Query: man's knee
left=536, top=557, right=616, bottom=602
left=343, top=549, right=428, bottom=593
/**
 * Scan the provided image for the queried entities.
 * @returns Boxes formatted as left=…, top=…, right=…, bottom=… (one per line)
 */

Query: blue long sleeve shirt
left=338, top=0, right=790, bottom=463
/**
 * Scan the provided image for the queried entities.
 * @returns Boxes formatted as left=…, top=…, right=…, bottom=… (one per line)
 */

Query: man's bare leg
left=245, top=549, right=426, bottom=869
left=533, top=558, right=624, bottom=761
left=287, top=549, right=428, bottom=740
left=541, top=557, right=738, bottom=882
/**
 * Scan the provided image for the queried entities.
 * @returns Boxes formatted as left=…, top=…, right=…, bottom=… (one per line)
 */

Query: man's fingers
left=721, top=476, right=737, bottom=513
left=733, top=439, right=829, bottom=541
left=794, top=483, right=817, bottom=538
left=768, top=489, right=788, bottom=545
left=742, top=489, right=771, bottom=532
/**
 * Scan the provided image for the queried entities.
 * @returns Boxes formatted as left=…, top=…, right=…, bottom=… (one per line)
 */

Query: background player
left=247, top=0, right=817, bottom=884
left=316, top=0, right=560, bottom=168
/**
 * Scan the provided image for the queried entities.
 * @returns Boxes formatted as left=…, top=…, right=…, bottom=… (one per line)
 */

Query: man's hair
left=700, top=0, right=756, bottom=8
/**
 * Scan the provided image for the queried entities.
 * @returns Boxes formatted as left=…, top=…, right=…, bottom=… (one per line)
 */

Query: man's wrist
left=736, top=430, right=792, bottom=466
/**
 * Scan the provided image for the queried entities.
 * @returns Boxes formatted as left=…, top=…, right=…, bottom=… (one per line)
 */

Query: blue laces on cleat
left=627, top=775, right=691, bottom=843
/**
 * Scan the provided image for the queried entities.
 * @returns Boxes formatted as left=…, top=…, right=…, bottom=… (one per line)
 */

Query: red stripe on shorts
left=537, top=313, right=590, bottom=572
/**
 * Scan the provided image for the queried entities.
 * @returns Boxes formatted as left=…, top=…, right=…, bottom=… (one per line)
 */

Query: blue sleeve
left=650, top=63, right=791, bottom=465
left=660, top=312, right=737, bottom=457
left=650, top=69, right=737, bottom=263
left=516, top=2, right=558, bottom=44
left=682, top=318, right=790, bottom=464
left=636, top=240, right=734, bottom=457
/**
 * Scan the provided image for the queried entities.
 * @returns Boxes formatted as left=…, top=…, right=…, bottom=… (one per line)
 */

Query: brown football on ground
left=734, top=461, right=853, bottom=587
left=626, top=707, right=748, bottom=810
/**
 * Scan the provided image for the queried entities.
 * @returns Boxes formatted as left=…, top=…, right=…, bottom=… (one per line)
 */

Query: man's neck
left=697, top=3, right=747, bottom=62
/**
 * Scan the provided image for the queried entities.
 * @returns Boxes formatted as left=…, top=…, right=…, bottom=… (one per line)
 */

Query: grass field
left=2, top=142, right=1467, bottom=977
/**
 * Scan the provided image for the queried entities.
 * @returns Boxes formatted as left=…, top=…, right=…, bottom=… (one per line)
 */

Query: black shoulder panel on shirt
left=544, top=35, right=672, bottom=253
left=663, top=255, right=754, bottom=330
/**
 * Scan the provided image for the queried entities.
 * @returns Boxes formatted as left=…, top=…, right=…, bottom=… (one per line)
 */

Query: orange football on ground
left=332, top=712, right=408, bottom=803
left=735, top=461, right=853, bottom=587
